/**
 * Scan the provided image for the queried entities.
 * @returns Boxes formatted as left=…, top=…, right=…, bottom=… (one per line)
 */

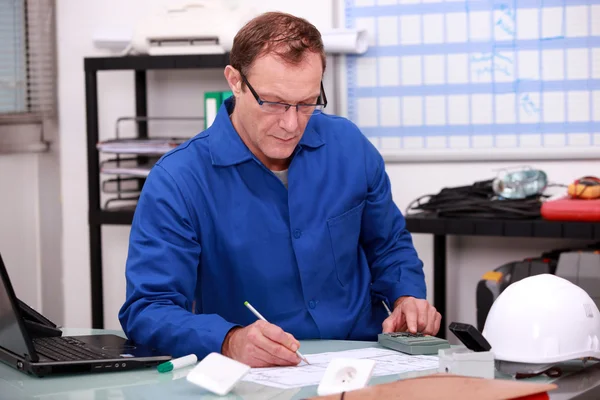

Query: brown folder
left=310, top=374, right=557, bottom=400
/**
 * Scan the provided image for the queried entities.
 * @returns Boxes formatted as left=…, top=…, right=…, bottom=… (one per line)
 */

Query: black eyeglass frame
left=240, top=73, right=328, bottom=114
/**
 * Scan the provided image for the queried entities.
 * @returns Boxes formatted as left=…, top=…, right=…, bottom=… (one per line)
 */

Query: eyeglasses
left=240, top=74, right=327, bottom=115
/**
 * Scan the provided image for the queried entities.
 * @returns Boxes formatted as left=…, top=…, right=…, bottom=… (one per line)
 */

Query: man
left=119, top=11, right=441, bottom=368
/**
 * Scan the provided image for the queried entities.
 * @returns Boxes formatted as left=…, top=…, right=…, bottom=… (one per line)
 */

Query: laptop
left=0, top=253, right=172, bottom=377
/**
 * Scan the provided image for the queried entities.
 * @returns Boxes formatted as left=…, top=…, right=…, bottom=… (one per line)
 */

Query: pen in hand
left=382, top=300, right=392, bottom=316
left=244, top=301, right=310, bottom=365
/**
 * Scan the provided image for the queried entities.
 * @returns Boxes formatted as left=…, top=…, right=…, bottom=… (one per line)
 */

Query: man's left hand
left=382, top=296, right=441, bottom=335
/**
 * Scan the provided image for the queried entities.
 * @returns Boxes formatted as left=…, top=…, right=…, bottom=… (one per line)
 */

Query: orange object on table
left=568, top=176, right=600, bottom=199
left=541, top=197, right=600, bottom=222
left=309, top=374, right=557, bottom=400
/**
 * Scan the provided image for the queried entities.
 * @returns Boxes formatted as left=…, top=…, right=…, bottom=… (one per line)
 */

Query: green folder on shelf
left=204, top=90, right=234, bottom=129
left=204, top=92, right=222, bottom=130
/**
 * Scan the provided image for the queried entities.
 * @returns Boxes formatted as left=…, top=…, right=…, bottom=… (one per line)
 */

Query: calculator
left=377, top=332, right=451, bottom=355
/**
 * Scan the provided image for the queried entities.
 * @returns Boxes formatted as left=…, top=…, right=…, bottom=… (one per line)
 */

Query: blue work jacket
left=119, top=98, right=426, bottom=359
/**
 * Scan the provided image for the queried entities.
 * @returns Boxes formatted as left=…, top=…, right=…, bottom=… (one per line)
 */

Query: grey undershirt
left=272, top=169, right=289, bottom=189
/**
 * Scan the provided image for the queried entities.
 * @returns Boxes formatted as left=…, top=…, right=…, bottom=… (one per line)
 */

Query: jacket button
left=308, top=300, right=316, bottom=309
left=293, top=229, right=302, bottom=239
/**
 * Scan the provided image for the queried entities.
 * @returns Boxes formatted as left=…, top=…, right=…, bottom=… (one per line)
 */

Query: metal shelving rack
left=405, top=213, right=600, bottom=338
left=84, top=54, right=230, bottom=328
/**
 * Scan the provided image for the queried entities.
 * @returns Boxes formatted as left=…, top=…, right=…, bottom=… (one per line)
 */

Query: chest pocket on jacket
left=327, top=200, right=365, bottom=287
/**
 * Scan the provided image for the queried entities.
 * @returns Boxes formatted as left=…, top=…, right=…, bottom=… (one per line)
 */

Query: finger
left=433, top=313, right=442, bottom=336
left=262, top=323, right=300, bottom=352
left=417, top=303, right=428, bottom=333
left=424, top=306, right=437, bottom=335
left=382, top=316, right=395, bottom=333
left=247, top=343, right=298, bottom=367
left=403, top=302, right=418, bottom=333
left=253, top=325, right=300, bottom=365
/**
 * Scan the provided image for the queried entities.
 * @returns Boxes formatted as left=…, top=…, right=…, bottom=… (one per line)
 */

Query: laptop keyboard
left=33, top=337, right=117, bottom=362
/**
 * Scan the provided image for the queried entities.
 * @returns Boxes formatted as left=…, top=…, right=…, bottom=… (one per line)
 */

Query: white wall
left=57, top=0, right=335, bottom=329
left=56, top=0, right=600, bottom=337
left=0, top=150, right=63, bottom=324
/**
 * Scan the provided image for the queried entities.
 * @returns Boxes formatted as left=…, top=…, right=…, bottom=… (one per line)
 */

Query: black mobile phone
left=448, top=322, right=492, bottom=352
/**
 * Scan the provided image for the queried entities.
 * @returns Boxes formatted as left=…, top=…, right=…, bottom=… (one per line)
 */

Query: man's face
left=231, top=52, right=323, bottom=171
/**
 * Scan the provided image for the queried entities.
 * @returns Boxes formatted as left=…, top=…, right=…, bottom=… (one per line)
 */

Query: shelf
left=405, top=213, right=600, bottom=240
left=84, top=53, right=230, bottom=72
left=90, top=210, right=135, bottom=225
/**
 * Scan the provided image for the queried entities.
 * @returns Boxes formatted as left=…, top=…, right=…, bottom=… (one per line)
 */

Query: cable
left=405, top=179, right=544, bottom=220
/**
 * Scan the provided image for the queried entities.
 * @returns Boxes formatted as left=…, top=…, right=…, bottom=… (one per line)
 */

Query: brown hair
left=229, top=12, right=326, bottom=78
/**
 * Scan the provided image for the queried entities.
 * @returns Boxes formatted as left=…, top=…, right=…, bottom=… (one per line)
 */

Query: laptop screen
left=0, top=255, right=34, bottom=359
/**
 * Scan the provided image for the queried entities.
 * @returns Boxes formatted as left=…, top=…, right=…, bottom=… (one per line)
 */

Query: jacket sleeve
left=118, top=163, right=238, bottom=359
left=359, top=140, right=426, bottom=306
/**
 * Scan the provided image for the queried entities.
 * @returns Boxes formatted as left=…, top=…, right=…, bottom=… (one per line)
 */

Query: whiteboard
left=340, top=0, right=600, bottom=161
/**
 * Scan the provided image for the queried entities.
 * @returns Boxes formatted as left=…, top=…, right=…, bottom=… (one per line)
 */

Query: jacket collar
left=209, top=97, right=325, bottom=167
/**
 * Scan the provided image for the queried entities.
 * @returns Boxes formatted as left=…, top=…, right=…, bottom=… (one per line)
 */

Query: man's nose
left=279, top=107, right=299, bottom=133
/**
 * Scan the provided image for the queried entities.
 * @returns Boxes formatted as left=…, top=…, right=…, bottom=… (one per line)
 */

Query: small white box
left=592, top=49, right=600, bottom=79
left=542, top=50, right=565, bottom=81
left=380, top=136, right=402, bottom=149
left=495, top=93, right=516, bottom=124
left=404, top=136, right=424, bottom=148
left=469, top=11, right=491, bottom=41
left=544, top=133, right=566, bottom=147
left=593, top=6, right=600, bottom=36
left=494, top=7, right=517, bottom=41
left=449, top=135, right=470, bottom=148
left=542, top=8, right=564, bottom=39
left=520, top=134, right=542, bottom=148
left=317, top=358, right=375, bottom=396
left=447, top=54, right=469, bottom=84
left=565, top=6, right=589, bottom=38
left=493, top=52, right=515, bottom=83
left=517, top=8, right=538, bottom=40
left=378, top=16, right=399, bottom=46
left=438, top=347, right=495, bottom=379
left=519, top=93, right=541, bottom=124
left=402, top=56, right=423, bottom=85
left=423, top=14, right=444, bottom=44
left=425, top=96, right=446, bottom=125
left=471, top=94, right=493, bottom=125
left=518, top=50, right=540, bottom=80
left=568, top=133, right=591, bottom=147
left=496, top=134, right=518, bottom=148
left=567, top=91, right=590, bottom=122
left=472, top=135, right=493, bottom=148
left=186, top=353, right=250, bottom=396
left=566, top=49, right=589, bottom=80
left=378, top=56, right=400, bottom=86
left=446, top=13, right=468, bottom=43
left=426, top=136, right=447, bottom=149
left=447, top=95, right=469, bottom=125
left=543, top=92, right=566, bottom=123
left=379, top=97, right=402, bottom=126
left=594, top=91, right=600, bottom=120
left=356, top=57, right=377, bottom=87
left=400, top=15, right=421, bottom=45
left=424, top=55, right=445, bottom=85
left=471, top=53, right=492, bottom=83
left=357, top=98, right=379, bottom=127
left=402, top=96, right=423, bottom=126
left=355, top=0, right=376, bottom=7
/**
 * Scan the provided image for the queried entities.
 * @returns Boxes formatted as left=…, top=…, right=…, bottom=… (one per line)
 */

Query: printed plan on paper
left=242, top=347, right=438, bottom=389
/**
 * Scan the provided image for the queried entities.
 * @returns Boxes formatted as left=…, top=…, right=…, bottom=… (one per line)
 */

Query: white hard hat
left=482, top=273, right=600, bottom=375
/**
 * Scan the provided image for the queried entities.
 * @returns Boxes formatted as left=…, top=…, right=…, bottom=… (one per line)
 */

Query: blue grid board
left=344, top=0, right=600, bottom=151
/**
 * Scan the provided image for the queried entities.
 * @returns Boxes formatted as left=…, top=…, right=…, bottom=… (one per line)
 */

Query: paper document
left=242, top=347, right=438, bottom=389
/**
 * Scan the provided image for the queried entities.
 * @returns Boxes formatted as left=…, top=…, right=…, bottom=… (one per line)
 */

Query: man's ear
left=224, top=66, right=242, bottom=96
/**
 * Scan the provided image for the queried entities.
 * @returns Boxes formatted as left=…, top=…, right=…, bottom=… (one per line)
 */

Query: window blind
left=0, top=0, right=56, bottom=124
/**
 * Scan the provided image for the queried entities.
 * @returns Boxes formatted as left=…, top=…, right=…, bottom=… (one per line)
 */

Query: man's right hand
left=221, top=320, right=301, bottom=367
